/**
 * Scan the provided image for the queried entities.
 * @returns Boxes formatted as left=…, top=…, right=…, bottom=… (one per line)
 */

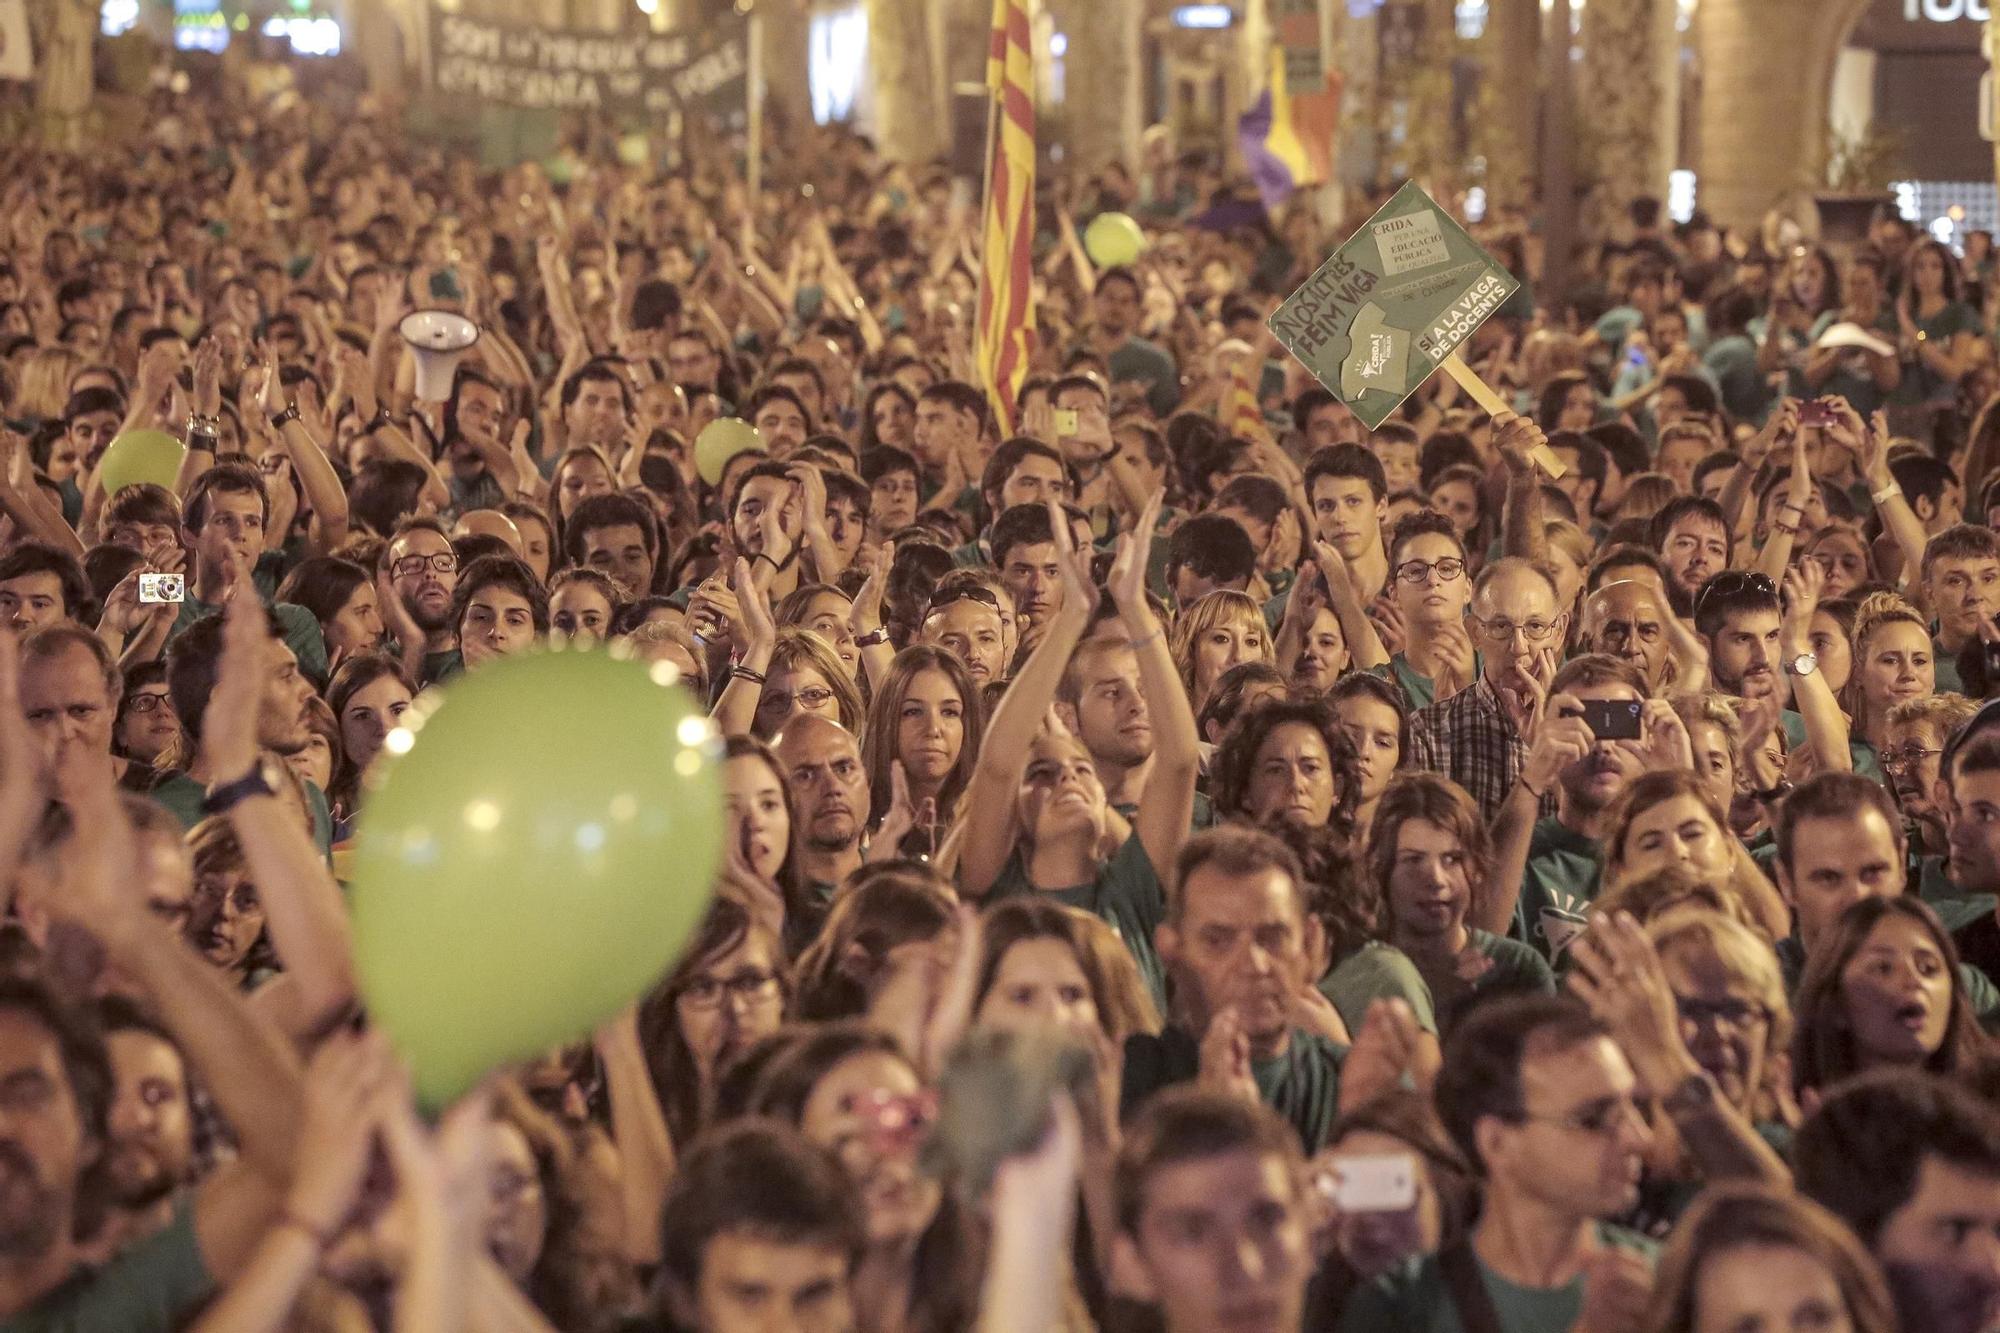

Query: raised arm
left=1779, top=559, right=1851, bottom=776
left=1495, top=411, right=1550, bottom=565
left=709, top=561, right=773, bottom=739
left=258, top=351, right=350, bottom=555
left=959, top=504, right=1098, bottom=897
left=1115, top=495, right=1197, bottom=875
left=1753, top=402, right=1810, bottom=583
left=1480, top=697, right=1591, bottom=937
left=1311, top=539, right=1390, bottom=671
left=1849, top=406, right=1929, bottom=591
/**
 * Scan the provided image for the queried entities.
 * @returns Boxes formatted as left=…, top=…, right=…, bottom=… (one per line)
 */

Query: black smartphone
left=1578, top=698, right=1643, bottom=741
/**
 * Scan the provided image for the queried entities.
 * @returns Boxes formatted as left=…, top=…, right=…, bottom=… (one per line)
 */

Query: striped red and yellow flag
left=976, top=0, right=1035, bottom=436
left=1223, top=347, right=1270, bottom=443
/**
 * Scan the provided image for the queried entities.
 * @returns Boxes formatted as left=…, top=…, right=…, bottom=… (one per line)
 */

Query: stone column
left=1047, top=0, right=1141, bottom=173
left=866, top=0, right=946, bottom=162
left=1576, top=0, right=1679, bottom=237
left=1695, top=0, right=1873, bottom=235
left=28, top=0, right=98, bottom=144
left=1484, top=0, right=1539, bottom=212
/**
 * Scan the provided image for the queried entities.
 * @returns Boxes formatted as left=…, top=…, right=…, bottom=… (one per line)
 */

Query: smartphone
left=1578, top=698, right=1643, bottom=741
left=429, top=268, right=464, bottom=302
left=138, top=573, right=185, bottom=605
left=1053, top=408, right=1079, bottom=436
left=1324, top=1153, right=1418, bottom=1213
left=1799, top=400, right=1839, bottom=428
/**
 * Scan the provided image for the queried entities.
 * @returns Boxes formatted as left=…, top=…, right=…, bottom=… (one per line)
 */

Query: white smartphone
left=1326, top=1153, right=1417, bottom=1213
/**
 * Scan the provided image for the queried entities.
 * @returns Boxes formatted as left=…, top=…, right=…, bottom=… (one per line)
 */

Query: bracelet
left=268, top=402, right=300, bottom=430
left=729, top=663, right=767, bottom=685
left=275, top=1209, right=330, bottom=1249
left=185, top=411, right=219, bottom=436
left=751, top=551, right=781, bottom=570
left=1778, top=501, right=1806, bottom=515
left=1872, top=482, right=1903, bottom=504
left=1522, top=780, right=1548, bottom=801
left=1128, top=627, right=1163, bottom=650
left=1771, top=522, right=1801, bottom=536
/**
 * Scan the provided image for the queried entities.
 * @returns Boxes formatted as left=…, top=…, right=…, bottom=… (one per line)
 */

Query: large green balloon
left=97, top=429, right=185, bottom=496
left=695, top=416, right=766, bottom=486
left=349, top=649, right=723, bottom=1108
left=1084, top=212, right=1147, bottom=268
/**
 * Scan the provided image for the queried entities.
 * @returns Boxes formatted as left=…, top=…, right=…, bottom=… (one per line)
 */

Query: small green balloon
left=1084, top=212, right=1147, bottom=268
left=97, top=430, right=186, bottom=496
left=695, top=416, right=766, bottom=486
left=349, top=649, right=723, bottom=1109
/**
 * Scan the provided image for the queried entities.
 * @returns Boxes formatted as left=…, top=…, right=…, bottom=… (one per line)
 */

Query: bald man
left=773, top=715, right=869, bottom=898
left=1579, top=580, right=1671, bottom=691
left=451, top=508, right=525, bottom=556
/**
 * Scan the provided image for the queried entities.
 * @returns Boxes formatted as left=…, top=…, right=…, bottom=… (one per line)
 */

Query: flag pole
left=743, top=4, right=764, bottom=259
left=972, top=8, right=1004, bottom=431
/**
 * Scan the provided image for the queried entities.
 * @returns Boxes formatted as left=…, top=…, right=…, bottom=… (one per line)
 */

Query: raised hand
left=1567, top=912, right=1695, bottom=1097
left=1521, top=692, right=1593, bottom=799
left=732, top=558, right=775, bottom=655
left=1198, top=1007, right=1258, bottom=1105
left=849, top=540, right=893, bottom=637
left=201, top=581, right=267, bottom=781
left=1107, top=491, right=1163, bottom=620
left=1046, top=499, right=1098, bottom=627
left=1636, top=698, right=1694, bottom=772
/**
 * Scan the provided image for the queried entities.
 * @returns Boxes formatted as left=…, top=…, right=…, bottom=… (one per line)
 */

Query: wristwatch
left=268, top=401, right=301, bottom=430
left=1659, top=1070, right=1721, bottom=1119
left=855, top=627, right=890, bottom=648
left=202, top=758, right=283, bottom=817
left=1785, top=651, right=1818, bottom=678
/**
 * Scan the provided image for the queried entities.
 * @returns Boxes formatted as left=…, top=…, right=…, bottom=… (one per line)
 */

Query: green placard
left=1268, top=181, right=1518, bottom=431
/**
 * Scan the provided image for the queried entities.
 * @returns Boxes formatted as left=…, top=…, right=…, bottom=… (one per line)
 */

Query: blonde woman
left=1839, top=590, right=1934, bottom=777
left=14, top=345, right=85, bottom=421
left=1169, top=588, right=1273, bottom=717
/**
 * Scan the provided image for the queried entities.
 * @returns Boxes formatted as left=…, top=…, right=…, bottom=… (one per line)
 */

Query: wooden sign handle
left=1441, top=354, right=1567, bottom=480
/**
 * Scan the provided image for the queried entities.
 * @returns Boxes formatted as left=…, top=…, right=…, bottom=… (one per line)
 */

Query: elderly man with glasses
left=1408, top=558, right=1566, bottom=820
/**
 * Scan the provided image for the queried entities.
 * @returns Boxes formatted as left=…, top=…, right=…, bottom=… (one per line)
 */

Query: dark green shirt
left=1104, top=336, right=1182, bottom=418
left=1320, top=940, right=1438, bottom=1035
left=1338, top=1224, right=1659, bottom=1333
left=152, top=771, right=335, bottom=859
left=1470, top=927, right=1558, bottom=994
left=988, top=831, right=1168, bottom=1008
left=1519, top=817, right=1603, bottom=962
left=1122, top=1025, right=1348, bottom=1152
left=169, top=594, right=328, bottom=688
left=1, top=1195, right=212, bottom=1333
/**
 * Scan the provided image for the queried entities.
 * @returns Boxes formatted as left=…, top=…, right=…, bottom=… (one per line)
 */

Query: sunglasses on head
left=927, top=585, right=1002, bottom=616
left=1691, top=570, right=1776, bottom=621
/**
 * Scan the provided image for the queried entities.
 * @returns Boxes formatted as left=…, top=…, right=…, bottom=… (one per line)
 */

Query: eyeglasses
left=1691, top=570, right=1776, bottom=622
left=680, top=968, right=780, bottom=1009
left=1395, top=557, right=1466, bottom=585
left=927, top=585, right=1003, bottom=616
left=392, top=553, right=458, bottom=579
left=195, top=881, right=261, bottom=915
left=1470, top=613, right=1559, bottom=643
left=1510, top=1095, right=1647, bottom=1138
left=1675, top=996, right=1771, bottom=1033
left=758, top=685, right=836, bottom=714
left=1881, top=746, right=1943, bottom=773
left=124, top=691, right=172, bottom=715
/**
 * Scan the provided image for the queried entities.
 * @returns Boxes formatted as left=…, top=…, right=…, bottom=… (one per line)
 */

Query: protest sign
left=428, top=9, right=747, bottom=126
left=1268, top=181, right=1559, bottom=474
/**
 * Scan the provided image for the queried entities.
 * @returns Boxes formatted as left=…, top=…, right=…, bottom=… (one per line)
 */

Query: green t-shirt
left=1105, top=336, right=1182, bottom=418
left=152, top=772, right=335, bottom=859
left=1470, top=927, right=1558, bottom=995
left=1893, top=300, right=1983, bottom=406
left=1935, top=635, right=1967, bottom=696
left=1374, top=651, right=1483, bottom=713
left=420, top=648, right=464, bottom=688
left=988, top=831, right=1168, bottom=1008
left=1778, top=712, right=1885, bottom=784
left=1320, top=940, right=1439, bottom=1035
left=169, top=594, right=329, bottom=688
left=1918, top=853, right=1998, bottom=936
left=1, top=1195, right=212, bottom=1333
left=1122, top=1025, right=1348, bottom=1152
left=1338, top=1225, right=1659, bottom=1333
left=1519, top=818, right=1604, bottom=962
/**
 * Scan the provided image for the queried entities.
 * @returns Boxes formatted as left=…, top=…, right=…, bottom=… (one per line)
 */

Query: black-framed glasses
left=680, top=968, right=780, bottom=1010
left=1881, top=746, right=1943, bottom=773
left=1395, top=557, right=1466, bottom=585
left=1675, top=996, right=1771, bottom=1033
left=927, top=585, right=1002, bottom=616
left=1690, top=570, right=1776, bottom=621
left=392, top=553, right=458, bottom=579
left=124, top=690, right=172, bottom=715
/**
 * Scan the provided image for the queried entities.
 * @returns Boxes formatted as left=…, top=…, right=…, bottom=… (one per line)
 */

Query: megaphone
left=399, top=309, right=481, bottom=404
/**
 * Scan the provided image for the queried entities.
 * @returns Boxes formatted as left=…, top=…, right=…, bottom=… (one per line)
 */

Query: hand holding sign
left=1267, top=182, right=1563, bottom=480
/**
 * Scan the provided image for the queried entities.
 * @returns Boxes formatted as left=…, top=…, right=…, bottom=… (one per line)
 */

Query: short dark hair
left=980, top=437, right=1071, bottom=513
left=166, top=606, right=286, bottom=741
left=1922, top=523, right=2000, bottom=583
left=746, top=383, right=812, bottom=431
left=348, top=459, right=432, bottom=539
left=1291, top=387, right=1339, bottom=436
left=1170, top=824, right=1306, bottom=925
left=1692, top=570, right=1780, bottom=640
left=564, top=492, right=661, bottom=567
left=1775, top=772, right=1905, bottom=876
left=990, top=503, right=1057, bottom=571
left=629, top=279, right=682, bottom=331
left=183, top=461, right=269, bottom=532
left=1660, top=373, right=1719, bottom=417
left=450, top=555, right=549, bottom=637
left=1212, top=474, right=1289, bottom=526
left=1587, top=422, right=1648, bottom=483
left=1093, top=265, right=1142, bottom=300
left=1796, top=1070, right=2000, bottom=1250
left=918, top=380, right=991, bottom=438
left=657, top=1119, right=865, bottom=1296
left=859, top=444, right=920, bottom=487
left=1434, top=994, right=1608, bottom=1173
left=0, top=541, right=92, bottom=620
left=1650, top=495, right=1729, bottom=555
left=1304, top=443, right=1386, bottom=504
left=0, top=977, right=112, bottom=1151
left=63, top=386, right=124, bottom=425
left=559, top=360, right=633, bottom=416
left=103, top=483, right=181, bottom=536
left=1114, top=1086, right=1302, bottom=1236
left=1888, top=453, right=1959, bottom=516
left=1546, top=429, right=1606, bottom=487
left=1388, top=509, right=1465, bottom=566
left=1418, top=432, right=1481, bottom=491
left=1165, top=513, right=1256, bottom=591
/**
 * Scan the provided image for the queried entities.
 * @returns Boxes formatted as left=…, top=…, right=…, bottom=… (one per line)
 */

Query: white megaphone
left=398, top=309, right=481, bottom=404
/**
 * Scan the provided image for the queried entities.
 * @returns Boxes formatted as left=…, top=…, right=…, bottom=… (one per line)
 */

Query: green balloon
left=97, top=430, right=186, bottom=496
left=695, top=416, right=766, bottom=486
left=349, top=649, right=723, bottom=1109
left=1084, top=212, right=1147, bottom=268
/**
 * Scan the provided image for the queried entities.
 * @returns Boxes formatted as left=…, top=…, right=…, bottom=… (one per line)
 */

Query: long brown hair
left=859, top=645, right=985, bottom=826
left=1365, top=773, right=1493, bottom=939
left=1791, top=895, right=1987, bottom=1096
left=1643, top=1183, right=1897, bottom=1333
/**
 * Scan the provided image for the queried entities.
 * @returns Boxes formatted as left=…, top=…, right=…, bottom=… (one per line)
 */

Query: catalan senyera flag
left=976, top=0, right=1035, bottom=435
left=1221, top=343, right=1270, bottom=444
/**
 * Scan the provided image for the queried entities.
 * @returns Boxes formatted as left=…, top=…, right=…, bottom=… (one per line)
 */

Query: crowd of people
left=14, top=54, right=2000, bottom=1333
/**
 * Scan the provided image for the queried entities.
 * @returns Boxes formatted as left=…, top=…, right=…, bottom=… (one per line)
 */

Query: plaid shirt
left=1407, top=677, right=1556, bottom=821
